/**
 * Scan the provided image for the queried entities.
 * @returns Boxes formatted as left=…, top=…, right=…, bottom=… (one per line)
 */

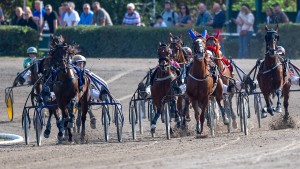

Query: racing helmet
left=182, top=47, right=192, bottom=56
left=72, top=55, right=86, bottom=64
left=277, top=46, right=285, bottom=56
left=27, top=47, right=37, bottom=54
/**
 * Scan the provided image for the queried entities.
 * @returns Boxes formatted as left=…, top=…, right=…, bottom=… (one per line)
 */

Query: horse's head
left=265, top=25, right=279, bottom=56
left=206, top=31, right=221, bottom=58
left=169, top=33, right=184, bottom=61
left=49, top=42, right=70, bottom=73
left=157, top=42, right=171, bottom=72
left=193, top=37, right=207, bottom=61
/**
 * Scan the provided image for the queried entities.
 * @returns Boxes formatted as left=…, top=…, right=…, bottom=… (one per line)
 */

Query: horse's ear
left=201, top=30, right=207, bottom=38
left=206, top=33, right=209, bottom=39
left=215, top=31, right=220, bottom=39
left=159, top=42, right=162, bottom=46
left=265, top=25, right=269, bottom=31
left=169, top=33, right=173, bottom=42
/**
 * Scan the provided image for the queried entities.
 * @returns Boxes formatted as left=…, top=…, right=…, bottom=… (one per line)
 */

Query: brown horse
left=169, top=33, right=191, bottom=125
left=257, top=25, right=290, bottom=119
left=48, top=39, right=91, bottom=142
left=206, top=32, right=237, bottom=128
left=186, top=32, right=224, bottom=136
left=150, top=42, right=180, bottom=134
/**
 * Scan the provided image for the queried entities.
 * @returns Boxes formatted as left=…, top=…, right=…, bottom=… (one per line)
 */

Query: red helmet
left=277, top=46, right=285, bottom=56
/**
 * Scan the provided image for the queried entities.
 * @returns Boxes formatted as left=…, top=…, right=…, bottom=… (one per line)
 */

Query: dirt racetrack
left=1, top=58, right=300, bottom=169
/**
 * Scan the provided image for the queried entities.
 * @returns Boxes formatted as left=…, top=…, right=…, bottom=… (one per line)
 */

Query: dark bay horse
left=150, top=43, right=180, bottom=134
left=206, top=31, right=237, bottom=128
left=186, top=32, right=224, bottom=136
left=257, top=25, right=290, bottom=119
left=48, top=40, right=91, bottom=142
left=169, top=33, right=191, bottom=125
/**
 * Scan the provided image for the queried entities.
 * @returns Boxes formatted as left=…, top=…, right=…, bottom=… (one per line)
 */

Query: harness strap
left=154, top=74, right=175, bottom=82
left=261, top=62, right=282, bottom=75
left=188, top=73, right=210, bottom=82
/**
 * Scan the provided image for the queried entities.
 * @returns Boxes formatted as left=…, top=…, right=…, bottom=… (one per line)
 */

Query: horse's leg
left=150, top=105, right=161, bottom=134
left=275, top=88, right=282, bottom=113
left=80, top=101, right=88, bottom=141
left=185, top=97, right=191, bottom=122
left=54, top=110, right=64, bottom=144
left=263, top=92, right=273, bottom=116
left=76, top=104, right=82, bottom=133
left=191, top=99, right=200, bottom=134
left=200, top=98, right=209, bottom=135
left=88, top=106, right=96, bottom=129
left=282, top=83, right=291, bottom=120
left=177, top=96, right=183, bottom=122
left=229, top=94, right=238, bottom=129
left=44, top=109, right=53, bottom=138
left=172, top=98, right=181, bottom=128
left=68, top=99, right=76, bottom=129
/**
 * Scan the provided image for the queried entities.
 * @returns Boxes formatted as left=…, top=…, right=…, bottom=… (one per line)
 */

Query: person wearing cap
left=122, top=3, right=141, bottom=26
left=272, top=3, right=289, bottom=23
left=92, top=1, right=113, bottom=26
left=161, top=1, right=178, bottom=27
left=18, top=47, right=38, bottom=85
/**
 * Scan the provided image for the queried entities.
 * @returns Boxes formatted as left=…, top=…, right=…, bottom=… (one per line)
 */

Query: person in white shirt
left=232, top=4, right=254, bottom=59
left=62, top=2, right=80, bottom=27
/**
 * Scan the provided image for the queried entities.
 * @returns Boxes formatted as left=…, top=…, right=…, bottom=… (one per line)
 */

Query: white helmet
left=277, top=46, right=285, bottom=56
left=72, top=55, right=86, bottom=64
left=182, top=47, right=192, bottom=56
left=27, top=47, right=38, bottom=54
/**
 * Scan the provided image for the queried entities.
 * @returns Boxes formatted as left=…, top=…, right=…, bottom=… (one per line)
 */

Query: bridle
left=193, top=38, right=206, bottom=61
left=265, top=30, right=279, bottom=56
left=49, top=44, right=71, bottom=73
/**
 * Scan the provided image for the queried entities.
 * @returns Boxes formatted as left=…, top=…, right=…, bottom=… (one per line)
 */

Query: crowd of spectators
left=0, top=1, right=297, bottom=58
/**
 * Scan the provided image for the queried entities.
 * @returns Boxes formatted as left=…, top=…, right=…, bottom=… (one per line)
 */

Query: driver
left=18, top=47, right=38, bottom=85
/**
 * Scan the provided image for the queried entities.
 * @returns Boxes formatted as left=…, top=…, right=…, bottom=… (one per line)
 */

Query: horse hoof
left=261, top=112, right=268, bottom=118
left=151, top=125, right=156, bottom=134
left=223, top=117, right=229, bottom=125
left=232, top=120, right=238, bottom=129
left=44, top=130, right=50, bottom=138
left=185, top=117, right=191, bottom=122
left=267, top=108, right=274, bottom=116
left=67, top=122, right=75, bottom=128
left=90, top=118, right=96, bottom=129
left=275, top=107, right=282, bottom=113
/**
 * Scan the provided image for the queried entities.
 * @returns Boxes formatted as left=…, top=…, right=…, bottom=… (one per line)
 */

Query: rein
left=188, top=73, right=210, bottom=82
left=155, top=74, right=175, bottom=82
left=259, top=62, right=281, bottom=75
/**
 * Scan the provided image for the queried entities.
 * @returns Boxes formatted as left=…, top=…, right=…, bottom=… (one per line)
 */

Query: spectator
left=161, top=1, right=178, bottom=27
left=232, top=4, right=254, bottom=58
left=40, top=4, right=58, bottom=34
left=92, top=2, right=113, bottom=26
left=78, top=3, right=93, bottom=25
left=295, top=10, right=300, bottom=23
left=24, top=7, right=38, bottom=31
left=122, top=3, right=141, bottom=26
left=61, top=2, right=68, bottom=22
left=176, top=4, right=192, bottom=27
left=265, top=7, right=276, bottom=24
left=209, top=3, right=226, bottom=43
left=195, top=3, right=212, bottom=27
left=154, top=15, right=167, bottom=27
left=272, top=3, right=289, bottom=23
left=58, top=6, right=65, bottom=25
left=33, top=0, right=46, bottom=26
left=63, top=2, right=80, bottom=26
left=0, top=6, right=4, bottom=24
left=11, top=7, right=26, bottom=26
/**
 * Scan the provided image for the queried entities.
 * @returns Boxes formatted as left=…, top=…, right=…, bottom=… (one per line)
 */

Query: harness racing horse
left=169, top=33, right=191, bottom=126
left=206, top=31, right=237, bottom=128
left=186, top=30, right=224, bottom=136
left=48, top=39, right=91, bottom=143
left=257, top=25, right=291, bottom=119
left=150, top=43, right=180, bottom=135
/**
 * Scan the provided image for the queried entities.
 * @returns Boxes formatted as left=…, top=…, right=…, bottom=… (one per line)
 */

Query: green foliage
left=232, top=0, right=297, bottom=12
left=0, top=26, right=39, bottom=56
left=55, top=26, right=212, bottom=58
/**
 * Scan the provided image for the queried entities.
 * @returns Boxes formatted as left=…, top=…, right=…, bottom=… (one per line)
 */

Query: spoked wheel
left=239, top=93, right=249, bottom=135
left=35, top=108, right=44, bottom=146
left=23, top=109, right=30, bottom=145
left=237, top=93, right=244, bottom=133
left=208, top=98, right=216, bottom=137
left=138, top=100, right=144, bottom=134
left=254, top=94, right=262, bottom=128
left=102, top=105, right=110, bottom=142
left=148, top=99, right=155, bottom=127
left=164, top=103, right=171, bottom=140
left=115, top=105, right=123, bottom=142
left=130, top=102, right=137, bottom=140
left=5, top=88, right=14, bottom=121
